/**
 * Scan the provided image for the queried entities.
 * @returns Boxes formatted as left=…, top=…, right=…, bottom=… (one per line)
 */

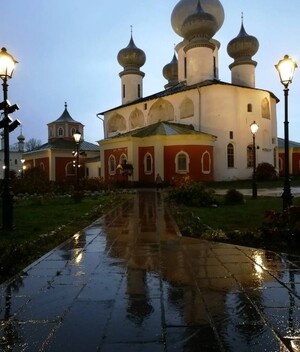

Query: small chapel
left=98, top=0, right=279, bottom=184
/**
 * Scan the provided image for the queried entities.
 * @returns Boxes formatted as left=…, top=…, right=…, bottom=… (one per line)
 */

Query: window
left=261, top=98, right=270, bottom=119
left=176, top=152, right=189, bottom=174
left=138, top=84, right=141, bottom=98
left=86, top=167, right=89, bottom=177
left=273, top=147, right=277, bottom=169
left=213, top=56, right=217, bottom=78
left=227, top=143, right=234, bottom=168
left=247, top=104, right=252, bottom=112
left=120, top=154, right=127, bottom=166
left=202, top=151, right=211, bottom=174
left=66, top=162, right=75, bottom=176
left=229, top=131, right=233, bottom=139
left=58, top=127, right=64, bottom=137
left=184, top=57, right=187, bottom=79
left=144, top=153, right=153, bottom=174
left=108, top=155, right=116, bottom=175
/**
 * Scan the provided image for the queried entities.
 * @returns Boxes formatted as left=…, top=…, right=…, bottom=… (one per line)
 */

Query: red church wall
left=292, top=151, right=300, bottom=175
left=138, top=146, right=155, bottom=183
left=35, top=157, right=49, bottom=177
left=104, top=147, right=128, bottom=182
left=164, top=145, right=214, bottom=182
left=279, top=150, right=300, bottom=176
left=55, top=157, right=78, bottom=182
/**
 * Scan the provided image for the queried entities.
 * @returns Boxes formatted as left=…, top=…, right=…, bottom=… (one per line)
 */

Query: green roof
left=33, top=139, right=99, bottom=152
left=278, top=137, right=300, bottom=148
left=50, top=103, right=79, bottom=124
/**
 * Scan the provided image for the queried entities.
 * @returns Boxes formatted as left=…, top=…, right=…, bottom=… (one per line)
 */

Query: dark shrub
left=173, top=210, right=210, bottom=237
left=256, top=162, right=278, bottom=181
left=260, top=206, right=300, bottom=248
left=168, top=181, right=217, bottom=207
left=224, top=189, right=244, bottom=205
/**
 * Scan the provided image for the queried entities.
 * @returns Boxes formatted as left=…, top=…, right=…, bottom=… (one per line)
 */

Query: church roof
left=27, top=139, right=99, bottom=152
left=278, top=137, right=300, bottom=148
left=105, top=121, right=216, bottom=140
left=50, top=102, right=80, bottom=124
left=100, top=80, right=279, bottom=115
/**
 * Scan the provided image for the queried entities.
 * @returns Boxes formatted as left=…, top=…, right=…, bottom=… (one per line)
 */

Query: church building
left=98, top=0, right=279, bottom=184
left=23, top=103, right=100, bottom=182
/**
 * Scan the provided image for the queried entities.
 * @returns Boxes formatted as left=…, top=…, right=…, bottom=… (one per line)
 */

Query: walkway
left=215, top=186, right=300, bottom=197
left=1, top=190, right=300, bottom=351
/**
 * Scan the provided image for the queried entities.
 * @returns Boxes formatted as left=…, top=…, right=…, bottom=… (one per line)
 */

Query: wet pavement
left=1, top=190, right=300, bottom=351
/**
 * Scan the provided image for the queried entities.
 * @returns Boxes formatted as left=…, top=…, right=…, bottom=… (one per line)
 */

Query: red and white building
left=23, top=103, right=100, bottom=182
left=98, top=0, right=279, bottom=184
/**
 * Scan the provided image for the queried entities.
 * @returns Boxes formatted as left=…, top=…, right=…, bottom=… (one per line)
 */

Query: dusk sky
left=2, top=0, right=300, bottom=146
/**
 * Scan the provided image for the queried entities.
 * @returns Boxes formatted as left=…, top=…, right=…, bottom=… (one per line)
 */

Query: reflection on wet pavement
left=1, top=190, right=300, bottom=351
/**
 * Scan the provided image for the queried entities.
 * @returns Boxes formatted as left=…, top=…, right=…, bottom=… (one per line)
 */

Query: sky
left=2, top=0, right=300, bottom=147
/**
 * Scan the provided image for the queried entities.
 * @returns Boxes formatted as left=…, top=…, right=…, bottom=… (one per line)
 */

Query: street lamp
left=73, top=130, right=81, bottom=188
left=21, top=159, right=25, bottom=178
left=250, top=121, right=259, bottom=199
left=0, top=48, right=18, bottom=230
left=275, top=54, right=297, bottom=210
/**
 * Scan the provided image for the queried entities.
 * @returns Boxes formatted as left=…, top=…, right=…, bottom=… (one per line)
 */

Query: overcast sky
left=2, top=0, right=300, bottom=146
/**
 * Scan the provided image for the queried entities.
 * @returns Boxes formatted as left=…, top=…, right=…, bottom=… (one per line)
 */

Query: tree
left=25, top=138, right=42, bottom=151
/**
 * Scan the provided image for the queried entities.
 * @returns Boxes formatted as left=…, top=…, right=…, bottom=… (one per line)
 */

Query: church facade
left=98, top=0, right=279, bottom=184
left=23, top=103, right=100, bottom=183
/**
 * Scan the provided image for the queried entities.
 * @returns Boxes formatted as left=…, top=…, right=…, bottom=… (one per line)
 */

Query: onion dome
left=17, top=133, right=25, bottom=142
left=117, top=35, right=146, bottom=72
left=227, top=21, right=259, bottom=61
left=181, top=0, right=218, bottom=41
left=163, top=53, right=178, bottom=89
left=171, top=0, right=224, bottom=38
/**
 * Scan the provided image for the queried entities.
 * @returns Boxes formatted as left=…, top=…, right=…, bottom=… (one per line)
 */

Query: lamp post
left=275, top=55, right=297, bottom=210
left=0, top=48, right=18, bottom=230
left=21, top=159, right=25, bottom=178
left=250, top=121, right=259, bottom=199
left=73, top=130, right=81, bottom=188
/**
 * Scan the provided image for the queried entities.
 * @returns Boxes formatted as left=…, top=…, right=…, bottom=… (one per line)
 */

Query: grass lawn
left=167, top=190, right=300, bottom=254
left=0, top=193, right=131, bottom=283
left=206, top=176, right=300, bottom=189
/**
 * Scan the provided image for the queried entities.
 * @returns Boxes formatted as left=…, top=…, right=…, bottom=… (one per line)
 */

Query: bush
left=256, top=162, right=278, bottom=181
left=168, top=181, right=217, bottom=207
left=172, top=209, right=210, bottom=237
left=260, top=206, right=300, bottom=248
left=224, top=189, right=244, bottom=205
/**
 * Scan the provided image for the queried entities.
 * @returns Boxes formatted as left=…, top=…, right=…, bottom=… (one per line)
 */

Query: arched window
left=144, top=153, right=153, bottom=175
left=273, top=147, right=277, bottom=168
left=58, top=127, right=64, bottom=137
left=261, top=97, right=270, bottom=119
left=108, top=155, right=116, bottom=175
left=179, top=97, right=194, bottom=119
left=202, top=151, right=211, bottom=174
left=39, top=162, right=45, bottom=172
left=227, top=143, right=234, bottom=168
left=175, top=152, right=189, bottom=174
left=71, top=127, right=76, bottom=137
left=66, top=162, right=75, bottom=176
left=247, top=144, right=254, bottom=168
left=120, top=154, right=127, bottom=165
